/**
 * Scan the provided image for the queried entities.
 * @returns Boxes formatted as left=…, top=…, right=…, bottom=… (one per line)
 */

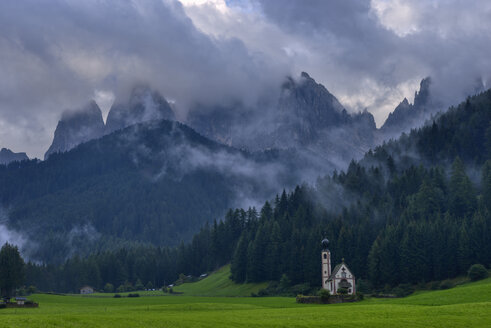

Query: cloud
left=0, top=207, right=26, bottom=252
left=0, top=0, right=286, bottom=158
left=1, top=0, right=490, bottom=158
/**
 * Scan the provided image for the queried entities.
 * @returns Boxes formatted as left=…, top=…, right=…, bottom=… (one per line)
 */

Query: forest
left=20, top=90, right=491, bottom=293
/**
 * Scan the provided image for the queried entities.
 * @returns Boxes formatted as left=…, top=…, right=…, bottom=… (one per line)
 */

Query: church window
left=323, top=254, right=327, bottom=259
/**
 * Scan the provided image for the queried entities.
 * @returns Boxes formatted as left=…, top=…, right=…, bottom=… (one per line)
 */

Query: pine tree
left=449, top=157, right=476, bottom=219
left=231, top=235, right=248, bottom=283
left=0, top=243, right=25, bottom=299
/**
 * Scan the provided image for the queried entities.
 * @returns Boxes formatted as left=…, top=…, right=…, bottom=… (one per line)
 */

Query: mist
left=1, top=0, right=490, bottom=160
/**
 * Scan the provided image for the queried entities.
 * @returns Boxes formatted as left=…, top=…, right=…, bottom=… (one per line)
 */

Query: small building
left=80, top=286, right=94, bottom=294
left=321, top=238, right=356, bottom=295
left=15, top=297, right=26, bottom=305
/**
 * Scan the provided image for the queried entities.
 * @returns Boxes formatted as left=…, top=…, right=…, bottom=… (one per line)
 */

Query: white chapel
left=321, top=238, right=356, bottom=295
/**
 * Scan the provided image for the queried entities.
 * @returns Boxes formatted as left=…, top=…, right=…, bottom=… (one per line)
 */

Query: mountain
left=187, top=72, right=378, bottom=171
left=0, top=148, right=28, bottom=165
left=105, top=86, right=175, bottom=134
left=380, top=77, right=436, bottom=136
left=44, top=100, right=105, bottom=159
left=0, top=119, right=312, bottom=263
left=19, top=87, right=491, bottom=293
left=178, top=87, right=491, bottom=289
left=44, top=86, right=176, bottom=159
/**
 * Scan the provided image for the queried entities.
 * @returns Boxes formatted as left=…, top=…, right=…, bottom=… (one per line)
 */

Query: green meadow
left=1, top=275, right=490, bottom=327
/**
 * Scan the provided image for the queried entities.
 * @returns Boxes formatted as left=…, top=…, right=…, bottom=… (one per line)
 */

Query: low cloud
left=1, top=0, right=490, bottom=158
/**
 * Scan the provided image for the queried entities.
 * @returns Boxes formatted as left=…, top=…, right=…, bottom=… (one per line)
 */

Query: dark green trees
left=0, top=243, right=25, bottom=299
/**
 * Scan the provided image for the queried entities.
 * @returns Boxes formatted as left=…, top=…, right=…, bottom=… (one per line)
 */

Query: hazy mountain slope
left=105, top=86, right=175, bottom=134
left=187, top=72, right=378, bottom=172
left=44, top=101, right=105, bottom=159
left=0, top=119, right=314, bottom=263
left=380, top=77, right=437, bottom=138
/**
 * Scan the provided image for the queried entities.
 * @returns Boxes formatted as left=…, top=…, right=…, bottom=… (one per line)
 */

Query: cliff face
left=45, top=87, right=176, bottom=159
left=44, top=100, right=105, bottom=159
left=380, top=77, right=434, bottom=136
left=105, top=86, right=175, bottom=134
left=0, top=148, right=29, bottom=165
left=186, top=72, right=377, bottom=171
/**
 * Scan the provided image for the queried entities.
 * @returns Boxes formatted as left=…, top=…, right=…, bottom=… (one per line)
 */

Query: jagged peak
left=300, top=71, right=311, bottom=79
left=414, top=77, right=431, bottom=108
left=60, top=100, right=102, bottom=121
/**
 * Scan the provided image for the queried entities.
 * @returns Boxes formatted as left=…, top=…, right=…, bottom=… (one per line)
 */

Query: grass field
left=172, top=265, right=269, bottom=296
left=1, top=277, right=490, bottom=327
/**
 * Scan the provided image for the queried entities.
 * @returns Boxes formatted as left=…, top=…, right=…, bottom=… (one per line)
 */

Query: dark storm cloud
left=0, top=0, right=286, bottom=158
left=1, top=0, right=490, bottom=157
left=249, top=0, right=491, bottom=119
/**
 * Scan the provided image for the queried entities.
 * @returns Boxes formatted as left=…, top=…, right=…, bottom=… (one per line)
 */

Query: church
left=321, top=238, right=356, bottom=295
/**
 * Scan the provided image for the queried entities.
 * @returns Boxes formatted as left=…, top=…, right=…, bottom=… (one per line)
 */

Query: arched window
left=323, top=253, right=327, bottom=259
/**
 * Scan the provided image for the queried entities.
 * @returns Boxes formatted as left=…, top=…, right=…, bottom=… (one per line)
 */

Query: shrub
left=439, top=280, right=455, bottom=290
left=0, top=303, right=6, bottom=309
left=356, top=292, right=364, bottom=301
left=337, top=287, right=348, bottom=295
left=290, top=283, right=312, bottom=296
left=104, top=283, right=114, bottom=293
left=279, top=274, right=291, bottom=291
left=257, top=289, right=269, bottom=297
left=128, top=293, right=140, bottom=298
left=113, top=294, right=122, bottom=298
left=356, top=279, right=371, bottom=294
left=317, top=289, right=330, bottom=302
left=429, top=281, right=440, bottom=290
left=393, top=283, right=414, bottom=297
left=27, top=286, right=37, bottom=294
left=135, top=279, right=144, bottom=291
left=468, top=264, right=489, bottom=281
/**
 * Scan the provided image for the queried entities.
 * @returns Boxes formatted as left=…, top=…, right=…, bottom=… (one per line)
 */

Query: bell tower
left=321, top=238, right=331, bottom=290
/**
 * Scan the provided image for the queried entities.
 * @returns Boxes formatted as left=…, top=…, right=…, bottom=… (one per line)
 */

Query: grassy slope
left=1, top=278, right=490, bottom=327
left=173, top=265, right=269, bottom=297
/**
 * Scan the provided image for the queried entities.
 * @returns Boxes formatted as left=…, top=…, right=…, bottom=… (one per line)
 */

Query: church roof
left=328, top=260, right=355, bottom=280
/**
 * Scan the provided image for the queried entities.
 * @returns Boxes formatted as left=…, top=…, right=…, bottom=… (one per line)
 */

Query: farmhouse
left=321, top=238, right=356, bottom=295
left=80, top=286, right=94, bottom=294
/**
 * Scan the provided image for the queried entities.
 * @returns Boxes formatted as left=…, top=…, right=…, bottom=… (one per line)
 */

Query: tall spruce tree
left=0, top=243, right=25, bottom=299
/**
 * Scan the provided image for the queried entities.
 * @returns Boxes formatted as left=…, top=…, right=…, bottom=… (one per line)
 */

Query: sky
left=0, top=0, right=490, bottom=158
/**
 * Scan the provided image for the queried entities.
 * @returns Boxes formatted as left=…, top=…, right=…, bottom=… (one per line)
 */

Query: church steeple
left=321, top=238, right=331, bottom=290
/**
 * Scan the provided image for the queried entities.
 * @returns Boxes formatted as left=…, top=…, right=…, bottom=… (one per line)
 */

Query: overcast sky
left=0, top=0, right=490, bottom=158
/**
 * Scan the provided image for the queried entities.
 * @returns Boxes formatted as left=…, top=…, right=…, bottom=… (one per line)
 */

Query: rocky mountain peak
left=380, top=77, right=433, bottom=135
left=0, top=148, right=29, bottom=165
left=105, top=86, right=175, bottom=134
left=44, top=101, right=105, bottom=159
left=414, top=77, right=431, bottom=108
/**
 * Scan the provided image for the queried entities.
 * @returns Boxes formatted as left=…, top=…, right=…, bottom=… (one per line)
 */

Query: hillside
left=0, top=120, right=308, bottom=262
left=20, top=89, right=491, bottom=292
left=173, top=265, right=268, bottom=297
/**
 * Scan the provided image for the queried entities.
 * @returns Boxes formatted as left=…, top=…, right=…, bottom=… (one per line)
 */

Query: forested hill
left=364, top=90, right=491, bottom=170
left=0, top=120, right=306, bottom=263
left=25, top=89, right=491, bottom=293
